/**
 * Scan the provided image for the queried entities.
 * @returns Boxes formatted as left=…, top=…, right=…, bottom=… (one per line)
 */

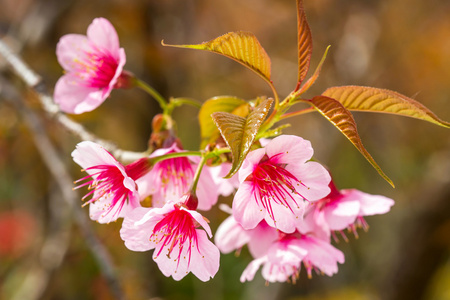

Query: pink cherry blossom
left=72, top=141, right=151, bottom=223
left=136, top=143, right=218, bottom=210
left=54, top=18, right=127, bottom=114
left=310, top=181, right=395, bottom=240
left=120, top=198, right=220, bottom=281
left=240, top=232, right=344, bottom=283
left=232, top=135, right=331, bottom=233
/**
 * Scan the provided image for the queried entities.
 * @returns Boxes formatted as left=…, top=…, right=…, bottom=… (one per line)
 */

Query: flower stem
left=149, top=150, right=202, bottom=165
left=279, top=107, right=315, bottom=120
left=190, top=155, right=207, bottom=193
left=134, top=78, right=168, bottom=111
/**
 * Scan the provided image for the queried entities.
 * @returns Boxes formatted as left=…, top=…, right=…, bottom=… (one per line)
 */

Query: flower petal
left=265, top=135, right=313, bottom=165
left=287, top=161, right=331, bottom=202
left=56, top=34, right=92, bottom=71
left=323, top=198, right=360, bottom=231
left=341, top=189, right=395, bottom=216
left=232, top=182, right=265, bottom=230
left=240, top=257, right=266, bottom=282
left=54, top=74, right=107, bottom=114
left=87, top=18, right=120, bottom=55
left=188, top=230, right=220, bottom=281
left=214, top=216, right=250, bottom=254
left=120, top=207, right=160, bottom=251
left=71, top=141, right=117, bottom=174
left=247, top=221, right=278, bottom=258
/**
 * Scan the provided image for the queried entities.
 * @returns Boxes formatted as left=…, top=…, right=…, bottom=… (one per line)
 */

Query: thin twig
left=0, top=38, right=147, bottom=163
left=0, top=77, right=127, bottom=300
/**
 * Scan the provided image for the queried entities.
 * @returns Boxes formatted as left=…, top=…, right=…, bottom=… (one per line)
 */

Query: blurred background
left=0, top=0, right=449, bottom=299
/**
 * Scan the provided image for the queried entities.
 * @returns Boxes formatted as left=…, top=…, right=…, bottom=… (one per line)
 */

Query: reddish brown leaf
left=297, top=0, right=313, bottom=86
left=307, top=95, right=394, bottom=187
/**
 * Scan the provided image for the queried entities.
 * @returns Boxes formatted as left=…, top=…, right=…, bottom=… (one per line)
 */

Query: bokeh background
left=1, top=0, right=449, bottom=299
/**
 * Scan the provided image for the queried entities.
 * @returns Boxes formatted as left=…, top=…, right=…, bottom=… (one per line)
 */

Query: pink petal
left=232, top=182, right=265, bottom=230
left=56, top=34, right=92, bottom=71
left=240, top=257, right=266, bottom=282
left=195, top=166, right=219, bottom=211
left=265, top=135, right=314, bottom=165
left=153, top=230, right=219, bottom=281
left=214, top=216, right=250, bottom=254
left=263, top=197, right=304, bottom=233
left=286, top=161, right=331, bottom=202
left=87, top=18, right=120, bottom=56
left=89, top=191, right=140, bottom=224
left=71, top=141, right=117, bottom=174
left=120, top=207, right=159, bottom=251
left=323, top=198, right=360, bottom=231
left=247, top=221, right=278, bottom=258
left=188, top=230, right=220, bottom=281
left=297, top=209, right=331, bottom=241
left=341, top=189, right=395, bottom=216
left=209, top=164, right=239, bottom=197
left=267, top=239, right=307, bottom=265
left=182, top=207, right=212, bottom=237
left=54, top=74, right=107, bottom=114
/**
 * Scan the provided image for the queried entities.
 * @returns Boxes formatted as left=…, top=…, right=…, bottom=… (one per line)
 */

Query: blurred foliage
left=0, top=0, right=449, bottom=299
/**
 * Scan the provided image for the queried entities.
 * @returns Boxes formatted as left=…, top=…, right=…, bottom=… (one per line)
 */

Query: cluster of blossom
left=58, top=18, right=394, bottom=282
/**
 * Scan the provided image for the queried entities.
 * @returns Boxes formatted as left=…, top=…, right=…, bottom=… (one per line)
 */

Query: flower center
left=155, top=156, right=194, bottom=197
left=74, top=165, right=132, bottom=216
left=150, top=206, right=198, bottom=266
left=250, top=155, right=307, bottom=221
left=74, top=47, right=118, bottom=88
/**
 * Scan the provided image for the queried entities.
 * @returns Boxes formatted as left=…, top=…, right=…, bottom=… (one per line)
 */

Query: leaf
left=162, top=31, right=272, bottom=85
left=297, top=0, right=313, bottom=85
left=323, top=86, right=450, bottom=128
left=199, top=96, right=248, bottom=148
left=307, top=95, right=394, bottom=187
left=212, top=98, right=273, bottom=177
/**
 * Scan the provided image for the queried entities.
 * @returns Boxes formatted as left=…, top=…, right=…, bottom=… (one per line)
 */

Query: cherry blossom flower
left=240, top=232, right=344, bottom=283
left=309, top=181, right=395, bottom=240
left=54, top=18, right=127, bottom=114
left=72, top=141, right=151, bottom=223
left=120, top=196, right=220, bottom=281
left=233, top=135, right=331, bottom=233
left=136, top=143, right=218, bottom=210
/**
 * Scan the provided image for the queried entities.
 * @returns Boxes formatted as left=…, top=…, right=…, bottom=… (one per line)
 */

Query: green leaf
left=199, top=96, right=248, bottom=148
left=212, top=98, right=273, bottom=177
left=297, top=0, right=313, bottom=85
left=162, top=31, right=272, bottom=85
left=306, top=95, right=394, bottom=187
left=322, top=86, right=450, bottom=128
